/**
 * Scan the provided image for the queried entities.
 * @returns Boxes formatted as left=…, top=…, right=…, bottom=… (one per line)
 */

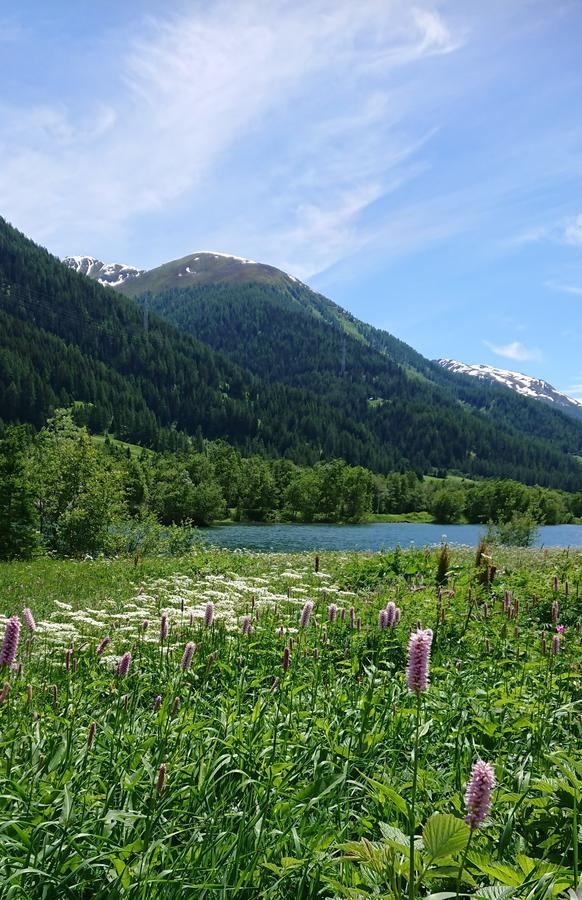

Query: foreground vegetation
left=0, top=545, right=579, bottom=897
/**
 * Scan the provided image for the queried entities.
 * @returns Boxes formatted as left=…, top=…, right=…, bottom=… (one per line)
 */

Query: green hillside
left=3, top=220, right=582, bottom=488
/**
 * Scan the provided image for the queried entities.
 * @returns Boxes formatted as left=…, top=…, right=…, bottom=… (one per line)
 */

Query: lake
left=203, top=522, right=582, bottom=552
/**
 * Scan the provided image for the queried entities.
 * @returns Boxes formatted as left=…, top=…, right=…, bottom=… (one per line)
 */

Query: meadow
left=0, top=544, right=579, bottom=898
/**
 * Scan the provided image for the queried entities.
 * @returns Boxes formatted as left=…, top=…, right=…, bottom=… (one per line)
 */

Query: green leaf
left=423, top=813, right=470, bottom=860
left=366, top=778, right=409, bottom=817
left=378, top=822, right=408, bottom=850
left=471, top=888, right=514, bottom=900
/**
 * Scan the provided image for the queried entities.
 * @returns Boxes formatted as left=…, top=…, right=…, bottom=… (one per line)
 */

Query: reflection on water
left=203, top=522, right=582, bottom=553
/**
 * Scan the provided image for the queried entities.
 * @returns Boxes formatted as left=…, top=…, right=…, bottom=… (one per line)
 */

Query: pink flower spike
left=0, top=616, right=21, bottom=668
left=22, top=608, right=36, bottom=633
left=181, top=641, right=195, bottom=671
left=96, top=635, right=110, bottom=656
left=464, top=760, right=495, bottom=829
left=204, top=602, right=214, bottom=628
left=406, top=628, right=433, bottom=695
left=300, top=601, right=314, bottom=629
left=116, top=651, right=131, bottom=678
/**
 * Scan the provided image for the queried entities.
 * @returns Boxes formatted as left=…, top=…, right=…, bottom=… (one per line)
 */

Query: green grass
left=367, top=512, right=434, bottom=523
left=0, top=547, right=579, bottom=897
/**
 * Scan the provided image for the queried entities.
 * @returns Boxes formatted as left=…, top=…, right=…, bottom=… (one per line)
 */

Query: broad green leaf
left=378, top=822, right=408, bottom=849
left=423, top=813, right=470, bottom=860
left=471, top=888, right=514, bottom=900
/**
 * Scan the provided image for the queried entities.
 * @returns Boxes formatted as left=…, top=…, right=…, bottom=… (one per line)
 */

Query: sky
left=1, top=0, right=582, bottom=396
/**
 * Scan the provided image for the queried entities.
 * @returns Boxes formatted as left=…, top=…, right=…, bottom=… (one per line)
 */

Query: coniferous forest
left=3, top=216, right=582, bottom=496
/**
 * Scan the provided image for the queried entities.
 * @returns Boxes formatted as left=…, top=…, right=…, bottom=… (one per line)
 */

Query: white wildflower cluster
left=10, top=554, right=355, bottom=650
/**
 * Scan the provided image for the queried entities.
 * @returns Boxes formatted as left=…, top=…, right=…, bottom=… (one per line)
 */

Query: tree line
left=1, top=409, right=581, bottom=560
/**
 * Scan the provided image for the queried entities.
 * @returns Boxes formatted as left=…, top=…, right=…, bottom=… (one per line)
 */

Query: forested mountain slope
left=3, top=219, right=582, bottom=487
left=124, top=276, right=582, bottom=489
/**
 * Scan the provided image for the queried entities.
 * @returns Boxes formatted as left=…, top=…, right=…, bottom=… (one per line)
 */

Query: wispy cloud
left=564, top=214, right=582, bottom=246
left=0, top=0, right=461, bottom=271
left=545, top=280, right=582, bottom=296
left=484, top=340, right=542, bottom=363
left=514, top=213, right=582, bottom=250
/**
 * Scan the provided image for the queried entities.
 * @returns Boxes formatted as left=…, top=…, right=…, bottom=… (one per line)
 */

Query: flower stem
left=455, top=828, right=473, bottom=899
left=409, top=693, right=422, bottom=900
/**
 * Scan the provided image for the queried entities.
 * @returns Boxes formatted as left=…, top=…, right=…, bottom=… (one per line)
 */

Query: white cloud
left=564, top=214, right=582, bottom=246
left=484, top=340, right=542, bottom=363
left=545, top=280, right=582, bottom=296
left=0, top=0, right=462, bottom=269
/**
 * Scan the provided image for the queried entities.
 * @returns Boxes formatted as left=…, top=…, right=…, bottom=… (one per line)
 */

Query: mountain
left=62, top=244, right=582, bottom=489
left=6, top=222, right=582, bottom=488
left=436, top=359, right=582, bottom=420
left=2, top=218, right=399, bottom=467
left=63, top=256, right=144, bottom=287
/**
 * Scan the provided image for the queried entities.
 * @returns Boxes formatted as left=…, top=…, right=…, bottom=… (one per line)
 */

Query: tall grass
left=0, top=546, right=579, bottom=897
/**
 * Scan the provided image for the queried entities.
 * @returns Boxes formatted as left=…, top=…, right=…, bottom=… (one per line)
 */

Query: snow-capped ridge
left=436, top=359, right=582, bottom=414
left=63, top=255, right=145, bottom=287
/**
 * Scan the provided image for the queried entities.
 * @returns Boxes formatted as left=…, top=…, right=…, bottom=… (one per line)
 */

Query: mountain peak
left=436, top=358, right=582, bottom=416
left=63, top=255, right=144, bottom=287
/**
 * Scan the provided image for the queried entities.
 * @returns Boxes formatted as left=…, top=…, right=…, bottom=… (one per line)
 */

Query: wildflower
left=349, top=606, right=355, bottom=628
left=206, top=651, right=216, bottom=672
left=26, top=684, right=33, bottom=703
left=16, top=663, right=23, bottom=677
left=556, top=624, right=565, bottom=634
left=378, top=609, right=388, bottom=629
left=156, top=763, right=167, bottom=793
left=340, top=608, right=346, bottom=622
left=153, top=695, right=162, bottom=712
left=22, top=608, right=36, bottom=633
left=0, top=616, right=21, bottom=668
left=123, top=694, right=129, bottom=711
left=395, top=607, right=401, bottom=624
left=65, top=648, right=73, bottom=670
left=282, top=646, right=290, bottom=672
left=300, top=601, right=314, bottom=629
left=117, top=651, right=131, bottom=678
left=87, top=720, right=96, bottom=748
left=52, top=684, right=58, bottom=706
left=160, top=613, right=169, bottom=642
left=464, top=760, right=495, bottom=829
left=0, top=682, right=9, bottom=705
left=181, top=641, right=195, bottom=671
left=142, top=619, right=149, bottom=632
left=270, top=676, right=280, bottom=693
left=551, top=600, right=559, bottom=625
left=552, top=633, right=560, bottom=655
left=385, top=601, right=396, bottom=626
left=483, top=602, right=489, bottom=619
left=171, top=696, right=181, bottom=716
left=328, top=603, right=338, bottom=623
left=242, top=615, right=252, bottom=636
left=406, top=628, right=433, bottom=695
left=553, top=575, right=559, bottom=593
left=356, top=617, right=361, bottom=631
left=204, top=602, right=214, bottom=628
left=96, top=635, right=110, bottom=656
left=312, top=647, right=319, bottom=661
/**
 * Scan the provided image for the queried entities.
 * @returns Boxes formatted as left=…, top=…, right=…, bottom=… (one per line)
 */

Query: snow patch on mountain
left=63, top=256, right=144, bottom=287
left=436, top=359, right=582, bottom=413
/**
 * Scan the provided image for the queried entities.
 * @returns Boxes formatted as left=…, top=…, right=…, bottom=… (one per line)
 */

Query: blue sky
left=1, top=1, right=582, bottom=396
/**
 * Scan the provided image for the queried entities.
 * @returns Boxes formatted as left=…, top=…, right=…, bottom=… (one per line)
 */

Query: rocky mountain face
left=63, top=256, right=144, bottom=287
left=436, top=359, right=582, bottom=418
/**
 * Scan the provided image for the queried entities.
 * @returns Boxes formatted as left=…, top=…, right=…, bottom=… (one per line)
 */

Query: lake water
left=203, top=522, right=582, bottom=552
